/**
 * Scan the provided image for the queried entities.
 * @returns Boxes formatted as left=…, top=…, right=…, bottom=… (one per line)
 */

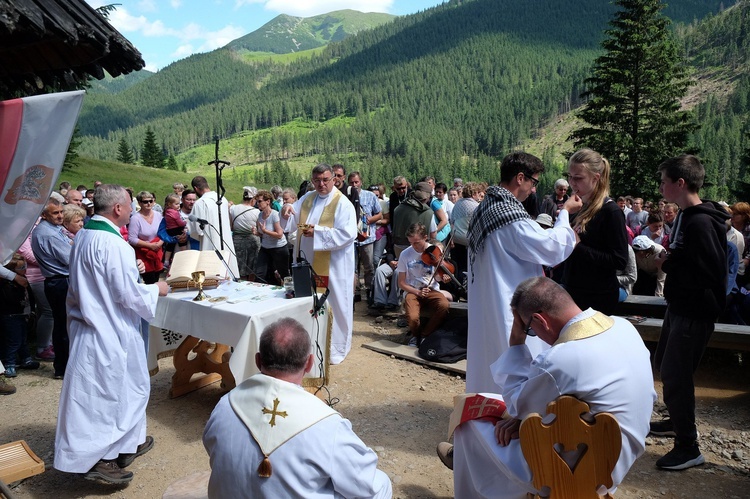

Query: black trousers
left=44, top=277, right=69, bottom=376
left=654, top=306, right=714, bottom=444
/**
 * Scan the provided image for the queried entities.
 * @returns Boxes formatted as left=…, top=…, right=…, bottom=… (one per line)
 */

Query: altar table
left=147, top=281, right=330, bottom=397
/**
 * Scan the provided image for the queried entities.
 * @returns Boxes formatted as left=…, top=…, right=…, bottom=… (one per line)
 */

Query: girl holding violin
left=396, top=223, right=451, bottom=346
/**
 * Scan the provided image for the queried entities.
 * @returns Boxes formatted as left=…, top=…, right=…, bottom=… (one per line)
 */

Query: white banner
left=0, top=90, right=85, bottom=264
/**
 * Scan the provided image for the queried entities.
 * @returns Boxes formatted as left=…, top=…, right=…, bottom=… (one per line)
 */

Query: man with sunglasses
left=466, top=152, right=581, bottom=396
left=452, top=276, right=655, bottom=498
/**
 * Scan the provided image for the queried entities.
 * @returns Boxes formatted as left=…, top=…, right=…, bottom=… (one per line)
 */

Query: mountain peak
left=225, top=10, right=396, bottom=54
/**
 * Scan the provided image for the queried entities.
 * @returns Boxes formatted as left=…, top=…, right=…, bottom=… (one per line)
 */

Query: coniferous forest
left=76, top=0, right=750, bottom=201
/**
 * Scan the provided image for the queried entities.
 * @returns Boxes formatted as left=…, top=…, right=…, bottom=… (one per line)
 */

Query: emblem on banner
left=4, top=164, right=54, bottom=204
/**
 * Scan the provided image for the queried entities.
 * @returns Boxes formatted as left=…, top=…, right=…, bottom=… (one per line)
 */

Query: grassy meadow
left=63, top=157, right=276, bottom=205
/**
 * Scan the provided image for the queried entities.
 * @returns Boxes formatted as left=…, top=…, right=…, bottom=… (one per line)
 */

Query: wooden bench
left=454, top=295, right=750, bottom=351
left=614, top=295, right=667, bottom=319
left=630, top=317, right=750, bottom=352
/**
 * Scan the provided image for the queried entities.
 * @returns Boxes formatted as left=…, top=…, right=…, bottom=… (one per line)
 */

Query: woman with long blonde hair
left=561, top=148, right=629, bottom=314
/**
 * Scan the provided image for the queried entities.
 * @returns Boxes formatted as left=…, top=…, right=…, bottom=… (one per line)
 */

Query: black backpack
left=418, top=316, right=468, bottom=364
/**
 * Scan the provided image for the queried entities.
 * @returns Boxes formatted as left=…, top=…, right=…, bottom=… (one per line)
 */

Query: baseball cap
left=632, top=235, right=655, bottom=251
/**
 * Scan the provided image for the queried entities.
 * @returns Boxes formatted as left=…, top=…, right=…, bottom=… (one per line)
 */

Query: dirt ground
left=2, top=304, right=750, bottom=498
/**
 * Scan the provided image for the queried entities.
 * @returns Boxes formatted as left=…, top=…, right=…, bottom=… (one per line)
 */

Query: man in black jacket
left=652, top=154, right=728, bottom=471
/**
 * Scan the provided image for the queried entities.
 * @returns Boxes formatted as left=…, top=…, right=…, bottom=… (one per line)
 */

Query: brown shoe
left=436, top=442, right=454, bottom=470
left=84, top=459, right=133, bottom=484
left=117, top=435, right=154, bottom=468
left=0, top=378, right=16, bottom=395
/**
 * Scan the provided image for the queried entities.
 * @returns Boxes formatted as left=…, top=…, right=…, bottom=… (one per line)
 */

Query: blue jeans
left=372, top=263, right=400, bottom=307
left=372, top=236, right=389, bottom=270
left=1, top=314, right=30, bottom=368
left=44, top=277, right=69, bottom=376
left=29, top=281, right=54, bottom=351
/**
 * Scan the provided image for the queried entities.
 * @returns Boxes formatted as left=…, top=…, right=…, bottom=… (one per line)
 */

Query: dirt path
left=2, top=305, right=749, bottom=498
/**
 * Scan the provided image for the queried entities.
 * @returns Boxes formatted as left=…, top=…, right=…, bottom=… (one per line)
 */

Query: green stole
left=84, top=219, right=122, bottom=237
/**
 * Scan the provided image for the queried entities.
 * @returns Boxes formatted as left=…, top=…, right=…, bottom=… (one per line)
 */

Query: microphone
left=312, top=288, right=330, bottom=316
left=188, top=214, right=210, bottom=227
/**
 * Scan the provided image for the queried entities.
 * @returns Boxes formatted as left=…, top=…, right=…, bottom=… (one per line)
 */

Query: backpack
left=417, top=316, right=468, bottom=364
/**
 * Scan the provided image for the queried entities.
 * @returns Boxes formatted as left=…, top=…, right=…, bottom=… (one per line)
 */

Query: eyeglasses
left=334, top=173, right=345, bottom=178
left=140, top=199, right=154, bottom=204
left=312, top=177, right=333, bottom=185
left=524, top=174, right=539, bottom=188
left=395, top=185, right=408, bottom=191
left=524, top=314, right=537, bottom=337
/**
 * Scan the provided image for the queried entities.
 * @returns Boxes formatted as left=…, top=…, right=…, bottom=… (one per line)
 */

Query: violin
left=421, top=244, right=465, bottom=292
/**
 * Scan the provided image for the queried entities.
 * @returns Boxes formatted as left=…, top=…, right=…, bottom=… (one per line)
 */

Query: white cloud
left=138, top=0, right=158, bottom=12
left=143, top=61, right=160, bottom=73
left=235, top=0, right=394, bottom=17
left=172, top=44, right=195, bottom=58
left=170, top=0, right=183, bottom=7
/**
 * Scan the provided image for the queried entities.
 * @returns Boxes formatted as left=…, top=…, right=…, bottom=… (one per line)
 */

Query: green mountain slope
left=226, top=10, right=396, bottom=54
left=87, top=69, right=154, bottom=94
left=78, top=0, right=727, bottom=187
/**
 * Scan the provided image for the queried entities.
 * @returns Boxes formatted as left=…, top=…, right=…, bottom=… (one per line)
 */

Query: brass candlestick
left=191, top=271, right=208, bottom=301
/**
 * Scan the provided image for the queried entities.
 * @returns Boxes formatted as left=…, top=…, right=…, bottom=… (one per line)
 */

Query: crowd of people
left=0, top=149, right=737, bottom=496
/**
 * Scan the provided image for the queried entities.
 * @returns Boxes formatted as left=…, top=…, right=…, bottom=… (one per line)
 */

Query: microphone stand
left=207, top=137, right=230, bottom=251
left=198, top=220, right=240, bottom=282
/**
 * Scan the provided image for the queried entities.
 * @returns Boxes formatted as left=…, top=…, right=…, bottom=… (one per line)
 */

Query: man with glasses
left=466, top=152, right=581, bottom=396
left=450, top=276, right=655, bottom=498
left=289, top=164, right=357, bottom=364
left=388, top=176, right=411, bottom=231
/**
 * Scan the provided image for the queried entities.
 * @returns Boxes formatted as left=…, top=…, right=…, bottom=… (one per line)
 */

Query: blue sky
left=85, top=1, right=447, bottom=72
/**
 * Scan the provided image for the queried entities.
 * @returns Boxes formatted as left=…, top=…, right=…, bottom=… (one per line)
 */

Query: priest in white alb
left=286, top=163, right=357, bottom=364
left=54, top=185, right=169, bottom=484
left=189, top=175, right=240, bottom=278
left=203, top=317, right=392, bottom=498
left=466, top=152, right=580, bottom=394
left=452, top=277, right=655, bottom=498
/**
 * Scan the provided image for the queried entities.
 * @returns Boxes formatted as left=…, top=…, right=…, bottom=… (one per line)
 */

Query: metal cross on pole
left=207, top=137, right=230, bottom=250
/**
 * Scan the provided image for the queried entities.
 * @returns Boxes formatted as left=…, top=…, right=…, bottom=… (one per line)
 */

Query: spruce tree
left=570, top=0, right=697, bottom=198
left=141, top=127, right=164, bottom=168
left=167, top=153, right=178, bottom=170
left=117, top=137, right=135, bottom=164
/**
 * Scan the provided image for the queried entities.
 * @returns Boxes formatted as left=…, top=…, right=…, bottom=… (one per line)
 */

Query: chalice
left=191, top=270, right=208, bottom=301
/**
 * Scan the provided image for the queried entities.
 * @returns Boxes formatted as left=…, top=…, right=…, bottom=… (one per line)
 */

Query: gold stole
left=554, top=311, right=614, bottom=345
left=300, top=189, right=342, bottom=289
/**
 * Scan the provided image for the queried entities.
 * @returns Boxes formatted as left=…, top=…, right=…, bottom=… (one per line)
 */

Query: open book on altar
left=166, top=250, right=229, bottom=287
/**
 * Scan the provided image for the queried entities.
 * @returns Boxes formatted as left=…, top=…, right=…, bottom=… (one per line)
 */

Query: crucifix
left=261, top=398, right=288, bottom=427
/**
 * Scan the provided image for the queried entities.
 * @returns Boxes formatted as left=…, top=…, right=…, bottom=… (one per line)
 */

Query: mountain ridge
left=225, top=10, right=396, bottom=54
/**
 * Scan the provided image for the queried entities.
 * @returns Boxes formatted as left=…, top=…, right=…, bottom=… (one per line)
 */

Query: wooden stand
left=0, top=440, right=44, bottom=484
left=169, top=336, right=236, bottom=398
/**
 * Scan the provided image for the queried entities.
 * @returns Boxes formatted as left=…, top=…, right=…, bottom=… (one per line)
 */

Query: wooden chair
left=519, top=396, right=621, bottom=499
